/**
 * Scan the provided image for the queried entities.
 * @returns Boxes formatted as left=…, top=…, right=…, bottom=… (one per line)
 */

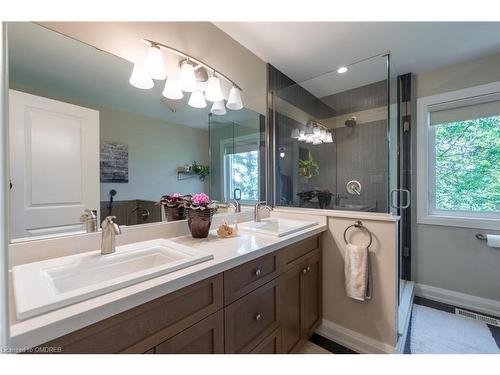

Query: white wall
left=413, top=52, right=500, bottom=302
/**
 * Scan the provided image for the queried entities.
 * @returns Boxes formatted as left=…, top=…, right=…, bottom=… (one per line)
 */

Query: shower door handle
left=391, top=189, right=411, bottom=209
left=400, top=189, right=410, bottom=209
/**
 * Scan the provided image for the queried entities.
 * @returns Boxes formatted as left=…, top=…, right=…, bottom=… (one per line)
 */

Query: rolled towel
left=487, top=234, right=500, bottom=248
left=344, top=243, right=371, bottom=301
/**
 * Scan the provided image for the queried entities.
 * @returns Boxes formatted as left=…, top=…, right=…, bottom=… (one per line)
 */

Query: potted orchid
left=158, top=193, right=189, bottom=222
left=184, top=193, right=218, bottom=238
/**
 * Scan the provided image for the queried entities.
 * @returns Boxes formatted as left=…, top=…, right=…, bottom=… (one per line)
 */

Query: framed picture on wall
left=100, top=141, right=129, bottom=183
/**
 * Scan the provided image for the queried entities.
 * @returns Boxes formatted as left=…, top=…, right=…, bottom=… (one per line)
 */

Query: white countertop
left=9, top=213, right=327, bottom=349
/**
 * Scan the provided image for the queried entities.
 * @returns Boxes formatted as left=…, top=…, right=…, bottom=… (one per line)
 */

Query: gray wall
left=413, top=52, right=500, bottom=301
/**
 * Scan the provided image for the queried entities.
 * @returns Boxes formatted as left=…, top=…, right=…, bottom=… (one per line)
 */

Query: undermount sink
left=239, top=218, right=317, bottom=237
left=12, top=239, right=213, bottom=320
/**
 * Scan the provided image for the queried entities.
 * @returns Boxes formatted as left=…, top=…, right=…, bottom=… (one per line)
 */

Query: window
left=222, top=136, right=260, bottom=203
left=417, top=82, right=500, bottom=229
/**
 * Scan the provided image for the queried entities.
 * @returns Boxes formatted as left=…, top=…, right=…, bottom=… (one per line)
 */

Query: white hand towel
left=344, top=243, right=371, bottom=301
left=487, top=234, right=500, bottom=248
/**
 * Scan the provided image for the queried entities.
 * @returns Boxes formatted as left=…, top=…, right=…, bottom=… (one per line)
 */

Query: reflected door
left=9, top=90, right=99, bottom=239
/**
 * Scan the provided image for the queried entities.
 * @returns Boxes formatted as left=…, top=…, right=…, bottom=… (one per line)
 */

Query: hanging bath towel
left=344, top=243, right=371, bottom=301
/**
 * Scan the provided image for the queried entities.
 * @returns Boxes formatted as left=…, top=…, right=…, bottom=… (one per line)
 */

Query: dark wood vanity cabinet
left=37, top=235, right=322, bottom=354
left=283, top=249, right=322, bottom=353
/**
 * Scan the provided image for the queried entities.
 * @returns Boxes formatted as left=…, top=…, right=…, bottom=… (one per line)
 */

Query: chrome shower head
left=345, top=117, right=357, bottom=127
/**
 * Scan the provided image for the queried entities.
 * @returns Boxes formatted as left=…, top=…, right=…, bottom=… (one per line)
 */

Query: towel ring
left=343, top=220, right=373, bottom=248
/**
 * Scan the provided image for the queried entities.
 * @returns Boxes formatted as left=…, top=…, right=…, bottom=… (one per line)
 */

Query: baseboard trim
left=316, top=319, right=397, bottom=354
left=414, top=283, right=500, bottom=318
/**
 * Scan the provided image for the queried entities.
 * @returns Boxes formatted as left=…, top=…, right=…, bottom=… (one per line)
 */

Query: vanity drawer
left=284, top=235, right=320, bottom=269
left=224, top=276, right=283, bottom=353
left=224, top=251, right=284, bottom=305
left=154, top=310, right=224, bottom=354
left=40, top=274, right=223, bottom=354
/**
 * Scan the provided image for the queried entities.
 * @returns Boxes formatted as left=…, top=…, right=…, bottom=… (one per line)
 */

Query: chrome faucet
left=101, top=216, right=122, bottom=255
left=80, top=209, right=98, bottom=233
left=229, top=200, right=241, bottom=213
left=254, top=201, right=273, bottom=222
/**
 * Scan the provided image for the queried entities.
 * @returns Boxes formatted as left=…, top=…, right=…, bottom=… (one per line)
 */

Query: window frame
left=416, top=81, right=500, bottom=230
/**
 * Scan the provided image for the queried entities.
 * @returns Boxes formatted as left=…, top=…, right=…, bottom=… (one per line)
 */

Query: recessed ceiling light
left=337, top=66, right=348, bottom=74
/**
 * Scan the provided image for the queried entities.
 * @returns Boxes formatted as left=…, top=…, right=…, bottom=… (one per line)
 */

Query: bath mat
left=410, top=304, right=500, bottom=354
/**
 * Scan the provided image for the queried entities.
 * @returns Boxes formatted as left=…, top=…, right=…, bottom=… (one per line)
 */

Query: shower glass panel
left=273, top=54, right=390, bottom=213
left=209, top=113, right=265, bottom=204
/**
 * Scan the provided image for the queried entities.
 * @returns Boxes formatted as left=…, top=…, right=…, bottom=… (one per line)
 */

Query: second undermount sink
left=239, top=218, right=317, bottom=237
left=12, top=239, right=213, bottom=320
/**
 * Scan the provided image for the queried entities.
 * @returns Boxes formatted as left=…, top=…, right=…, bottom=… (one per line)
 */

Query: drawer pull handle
left=255, top=269, right=262, bottom=276
left=302, top=268, right=307, bottom=274
left=255, top=313, right=262, bottom=322
left=307, top=266, right=311, bottom=271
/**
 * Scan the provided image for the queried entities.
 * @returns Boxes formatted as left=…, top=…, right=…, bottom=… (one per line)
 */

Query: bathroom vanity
left=31, top=234, right=322, bottom=354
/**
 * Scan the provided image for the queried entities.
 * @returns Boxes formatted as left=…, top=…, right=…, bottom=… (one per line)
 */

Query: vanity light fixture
left=144, top=44, right=167, bottom=80
left=129, top=39, right=244, bottom=111
left=337, top=66, right=348, bottom=74
left=226, top=85, right=243, bottom=110
left=129, top=63, right=154, bottom=89
left=188, top=90, right=207, bottom=108
left=290, top=128, right=300, bottom=139
left=179, top=61, right=197, bottom=92
left=205, top=75, right=224, bottom=102
left=211, top=100, right=226, bottom=115
left=162, top=76, right=183, bottom=100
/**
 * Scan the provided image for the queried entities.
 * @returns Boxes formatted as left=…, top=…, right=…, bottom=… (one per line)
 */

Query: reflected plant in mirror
left=158, top=193, right=189, bottom=222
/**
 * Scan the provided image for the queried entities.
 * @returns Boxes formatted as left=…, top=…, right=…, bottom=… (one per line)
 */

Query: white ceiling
left=214, top=22, right=500, bottom=96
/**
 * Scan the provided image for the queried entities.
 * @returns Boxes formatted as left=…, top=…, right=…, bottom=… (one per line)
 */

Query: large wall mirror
left=7, top=22, right=265, bottom=242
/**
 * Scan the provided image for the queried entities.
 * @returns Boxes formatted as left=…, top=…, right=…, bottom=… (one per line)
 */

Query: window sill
left=417, top=214, right=500, bottom=230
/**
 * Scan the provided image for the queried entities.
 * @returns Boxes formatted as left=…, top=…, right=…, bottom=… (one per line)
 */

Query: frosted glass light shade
left=313, top=126, right=321, bottom=137
left=129, top=63, right=154, bottom=89
left=144, top=45, right=166, bottom=80
left=211, top=100, right=226, bottom=115
left=180, top=62, right=196, bottom=92
left=320, top=128, right=327, bottom=140
left=188, top=90, right=206, bottom=108
left=291, top=128, right=300, bottom=139
left=304, top=125, right=313, bottom=136
left=162, top=76, right=183, bottom=100
left=226, top=86, right=243, bottom=110
left=312, top=139, right=322, bottom=145
left=205, top=76, right=224, bottom=102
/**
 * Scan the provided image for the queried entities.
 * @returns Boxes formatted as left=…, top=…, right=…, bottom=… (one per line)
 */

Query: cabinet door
left=282, top=261, right=303, bottom=353
left=155, top=310, right=224, bottom=354
left=301, top=251, right=322, bottom=337
left=249, top=328, right=283, bottom=354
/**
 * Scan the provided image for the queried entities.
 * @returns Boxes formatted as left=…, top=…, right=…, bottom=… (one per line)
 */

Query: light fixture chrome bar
left=141, top=38, right=242, bottom=91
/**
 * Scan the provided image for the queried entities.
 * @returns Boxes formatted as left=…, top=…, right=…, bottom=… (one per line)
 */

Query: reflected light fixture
left=337, top=66, right=348, bottom=74
left=129, top=63, right=154, bottom=89
left=129, top=38, right=244, bottom=111
left=211, top=100, right=226, bottom=115
left=291, top=128, right=300, bottom=139
left=144, top=45, right=167, bottom=80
